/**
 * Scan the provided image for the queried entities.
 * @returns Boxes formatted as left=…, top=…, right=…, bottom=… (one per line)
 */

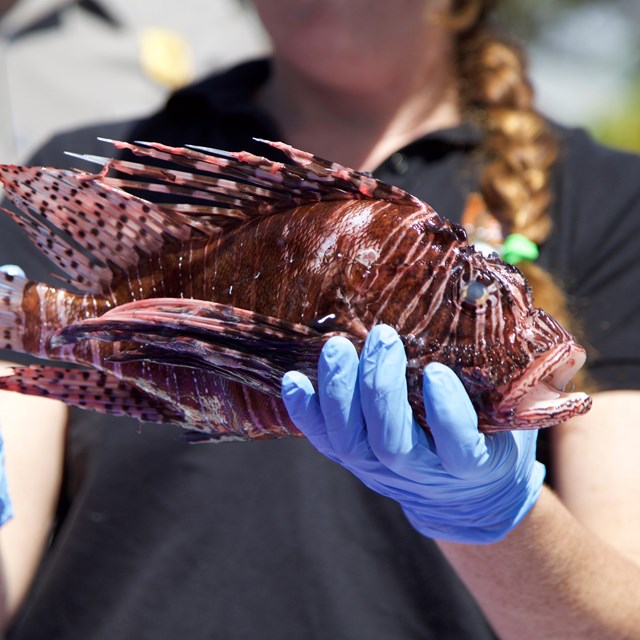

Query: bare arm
left=0, top=377, right=67, bottom=630
left=438, top=391, right=640, bottom=639
left=553, top=390, right=640, bottom=564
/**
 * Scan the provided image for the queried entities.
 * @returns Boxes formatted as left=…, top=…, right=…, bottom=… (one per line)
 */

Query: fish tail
left=0, top=268, right=32, bottom=353
left=0, top=268, right=108, bottom=360
left=0, top=365, right=182, bottom=424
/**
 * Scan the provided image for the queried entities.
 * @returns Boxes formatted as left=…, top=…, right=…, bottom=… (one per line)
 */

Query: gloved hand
left=0, top=265, right=22, bottom=526
left=281, top=324, right=545, bottom=544
left=0, top=432, right=12, bottom=526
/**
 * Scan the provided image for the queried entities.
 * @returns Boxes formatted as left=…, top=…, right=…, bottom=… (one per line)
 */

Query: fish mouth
left=490, top=342, right=592, bottom=430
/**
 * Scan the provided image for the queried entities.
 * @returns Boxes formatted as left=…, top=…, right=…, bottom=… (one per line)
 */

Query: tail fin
left=0, top=267, right=107, bottom=361
left=0, top=268, right=31, bottom=353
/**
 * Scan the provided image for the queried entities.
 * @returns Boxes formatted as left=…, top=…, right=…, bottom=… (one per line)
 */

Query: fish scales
left=0, top=140, right=591, bottom=440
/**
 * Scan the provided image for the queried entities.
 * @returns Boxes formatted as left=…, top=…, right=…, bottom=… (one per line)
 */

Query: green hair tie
left=501, top=234, right=539, bottom=265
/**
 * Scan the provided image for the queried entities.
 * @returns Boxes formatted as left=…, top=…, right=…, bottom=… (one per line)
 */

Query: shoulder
left=548, top=126, right=640, bottom=280
left=133, top=59, right=277, bottom=152
left=545, top=126, right=640, bottom=390
left=554, top=125, right=640, bottom=217
left=165, top=58, right=271, bottom=108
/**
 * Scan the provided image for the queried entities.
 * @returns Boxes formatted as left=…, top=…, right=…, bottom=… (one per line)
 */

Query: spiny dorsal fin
left=92, top=138, right=424, bottom=223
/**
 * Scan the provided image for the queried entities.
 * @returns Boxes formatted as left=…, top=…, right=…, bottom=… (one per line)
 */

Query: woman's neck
left=259, top=57, right=461, bottom=171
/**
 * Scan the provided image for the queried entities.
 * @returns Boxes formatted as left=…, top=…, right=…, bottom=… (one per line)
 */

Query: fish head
left=405, top=242, right=592, bottom=431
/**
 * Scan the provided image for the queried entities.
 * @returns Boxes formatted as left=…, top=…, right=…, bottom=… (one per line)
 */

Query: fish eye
left=461, top=279, right=490, bottom=306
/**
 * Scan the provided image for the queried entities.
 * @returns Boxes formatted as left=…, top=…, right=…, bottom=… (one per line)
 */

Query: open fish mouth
left=491, top=343, right=592, bottom=430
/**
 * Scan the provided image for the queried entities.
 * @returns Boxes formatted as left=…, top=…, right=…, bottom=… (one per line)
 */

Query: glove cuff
left=402, top=460, right=546, bottom=545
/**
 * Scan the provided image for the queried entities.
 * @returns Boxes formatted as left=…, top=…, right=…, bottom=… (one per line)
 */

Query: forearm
left=0, top=386, right=67, bottom=629
left=437, top=486, right=640, bottom=640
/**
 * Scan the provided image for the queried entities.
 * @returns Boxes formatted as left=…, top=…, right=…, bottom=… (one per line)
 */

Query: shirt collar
left=169, top=58, right=272, bottom=116
left=418, top=121, right=483, bottom=147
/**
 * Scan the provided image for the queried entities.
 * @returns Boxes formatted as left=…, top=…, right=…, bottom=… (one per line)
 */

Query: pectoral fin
left=52, top=298, right=351, bottom=396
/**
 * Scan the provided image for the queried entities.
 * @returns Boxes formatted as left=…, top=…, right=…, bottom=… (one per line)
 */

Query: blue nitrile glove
left=281, top=325, right=545, bottom=544
left=0, top=265, right=22, bottom=526
left=0, top=432, right=12, bottom=526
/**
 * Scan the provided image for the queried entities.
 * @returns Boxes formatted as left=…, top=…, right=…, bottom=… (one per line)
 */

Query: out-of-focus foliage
left=498, top=0, right=639, bottom=41
left=592, top=83, right=640, bottom=153
left=497, top=0, right=640, bottom=152
left=497, top=0, right=588, bottom=38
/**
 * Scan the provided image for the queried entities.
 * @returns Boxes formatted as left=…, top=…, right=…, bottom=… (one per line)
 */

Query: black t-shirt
left=5, top=60, right=640, bottom=640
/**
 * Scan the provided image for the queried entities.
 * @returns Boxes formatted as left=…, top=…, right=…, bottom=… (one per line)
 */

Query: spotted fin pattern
left=0, top=365, right=181, bottom=423
left=0, top=163, right=198, bottom=294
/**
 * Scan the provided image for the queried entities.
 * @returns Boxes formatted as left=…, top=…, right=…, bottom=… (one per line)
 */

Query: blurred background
left=501, top=0, right=640, bottom=153
left=0, top=0, right=269, bottom=161
left=1, top=0, right=638, bottom=163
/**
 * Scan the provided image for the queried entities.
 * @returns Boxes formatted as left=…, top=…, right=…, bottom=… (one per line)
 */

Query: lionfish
left=0, top=139, right=591, bottom=440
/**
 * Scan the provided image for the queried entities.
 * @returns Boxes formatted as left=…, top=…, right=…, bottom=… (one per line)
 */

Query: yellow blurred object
left=138, top=27, right=195, bottom=89
left=592, top=83, right=640, bottom=153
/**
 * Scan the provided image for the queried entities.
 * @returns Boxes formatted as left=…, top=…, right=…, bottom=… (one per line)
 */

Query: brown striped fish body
left=0, top=140, right=591, bottom=440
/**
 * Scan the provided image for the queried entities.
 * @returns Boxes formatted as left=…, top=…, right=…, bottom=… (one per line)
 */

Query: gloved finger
left=422, top=362, right=489, bottom=479
left=281, top=371, right=333, bottom=455
left=0, top=264, right=25, bottom=278
left=0, top=432, right=13, bottom=527
left=360, top=325, right=436, bottom=481
left=317, top=336, right=366, bottom=455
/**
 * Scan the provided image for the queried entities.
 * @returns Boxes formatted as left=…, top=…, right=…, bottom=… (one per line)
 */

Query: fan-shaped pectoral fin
left=52, top=298, right=355, bottom=396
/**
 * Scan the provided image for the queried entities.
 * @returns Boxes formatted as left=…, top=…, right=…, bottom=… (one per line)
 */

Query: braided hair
left=451, top=0, right=590, bottom=377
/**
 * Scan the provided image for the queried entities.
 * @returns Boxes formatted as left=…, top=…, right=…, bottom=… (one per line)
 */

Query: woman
left=2, top=1, right=639, bottom=638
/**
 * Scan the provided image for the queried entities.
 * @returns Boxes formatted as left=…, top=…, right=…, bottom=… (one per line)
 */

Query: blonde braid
left=452, top=0, right=592, bottom=390
left=459, top=27, right=556, bottom=242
